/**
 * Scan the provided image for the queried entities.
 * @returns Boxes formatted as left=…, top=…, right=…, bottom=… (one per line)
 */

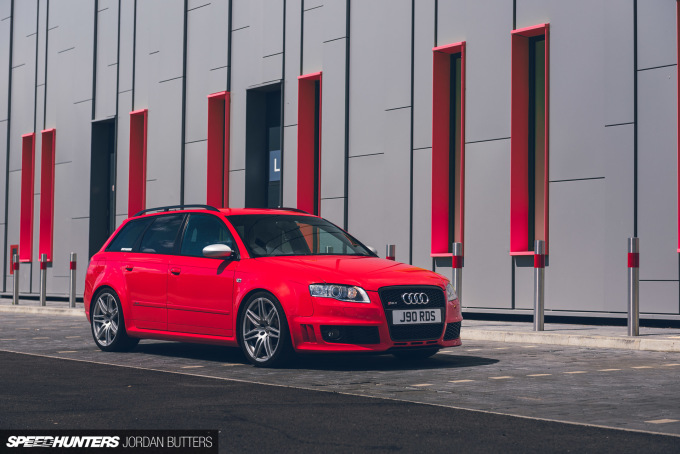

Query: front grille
left=320, top=325, right=380, bottom=344
left=378, top=286, right=446, bottom=341
left=443, top=321, right=461, bottom=340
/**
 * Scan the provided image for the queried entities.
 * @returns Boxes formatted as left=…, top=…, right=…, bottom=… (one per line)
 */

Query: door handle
left=125, top=265, right=134, bottom=271
left=170, top=268, right=181, bottom=276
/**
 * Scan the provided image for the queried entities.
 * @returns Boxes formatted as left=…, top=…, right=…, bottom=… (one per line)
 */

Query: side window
left=180, top=214, right=235, bottom=257
left=138, top=214, right=185, bottom=255
left=106, top=218, right=153, bottom=252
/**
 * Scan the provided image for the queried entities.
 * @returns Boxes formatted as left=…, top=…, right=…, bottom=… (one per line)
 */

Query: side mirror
left=367, top=246, right=378, bottom=255
left=202, top=244, right=234, bottom=259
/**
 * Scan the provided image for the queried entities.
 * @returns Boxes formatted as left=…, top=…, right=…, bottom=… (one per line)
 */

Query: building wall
left=0, top=0, right=678, bottom=320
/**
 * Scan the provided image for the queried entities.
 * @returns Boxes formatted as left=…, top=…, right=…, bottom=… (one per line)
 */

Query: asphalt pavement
left=1, top=351, right=678, bottom=453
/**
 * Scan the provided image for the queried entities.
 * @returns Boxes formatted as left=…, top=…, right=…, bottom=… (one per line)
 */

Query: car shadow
left=131, top=341, right=499, bottom=372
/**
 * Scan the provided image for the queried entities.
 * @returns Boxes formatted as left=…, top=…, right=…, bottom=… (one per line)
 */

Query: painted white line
left=631, top=366, right=653, bottom=369
left=57, top=351, right=77, bottom=354
left=65, top=336, right=81, bottom=339
left=32, top=337, right=49, bottom=340
left=180, top=365, right=204, bottom=369
left=412, top=384, right=432, bottom=387
left=521, top=345, right=537, bottom=348
left=645, top=419, right=679, bottom=424
left=494, top=347, right=510, bottom=350
left=527, top=374, right=551, bottom=377
left=564, top=371, right=587, bottom=374
left=465, top=349, right=481, bottom=352
left=489, top=376, right=513, bottom=380
left=1, top=348, right=679, bottom=439
left=221, top=363, right=241, bottom=367
left=662, top=363, right=680, bottom=367
left=449, top=379, right=474, bottom=383
left=598, top=369, right=621, bottom=372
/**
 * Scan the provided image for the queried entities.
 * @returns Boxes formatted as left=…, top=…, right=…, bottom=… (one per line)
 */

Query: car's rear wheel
left=238, top=292, right=292, bottom=367
left=90, top=289, right=139, bottom=352
left=392, top=347, right=440, bottom=361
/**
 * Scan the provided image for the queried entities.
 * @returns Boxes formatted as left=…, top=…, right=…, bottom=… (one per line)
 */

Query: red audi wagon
left=84, top=205, right=462, bottom=367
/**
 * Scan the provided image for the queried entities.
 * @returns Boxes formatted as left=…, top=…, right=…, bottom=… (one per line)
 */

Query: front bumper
left=289, top=289, right=463, bottom=353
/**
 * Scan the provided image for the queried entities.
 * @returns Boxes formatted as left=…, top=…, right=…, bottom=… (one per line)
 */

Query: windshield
left=227, top=214, right=373, bottom=258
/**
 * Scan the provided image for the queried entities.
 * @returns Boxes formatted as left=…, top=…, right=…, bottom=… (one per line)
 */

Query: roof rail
left=133, top=205, right=220, bottom=217
left=275, top=207, right=310, bottom=214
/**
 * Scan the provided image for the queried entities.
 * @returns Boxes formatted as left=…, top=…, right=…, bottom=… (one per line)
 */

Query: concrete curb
left=0, top=305, right=85, bottom=318
left=464, top=329, right=680, bottom=353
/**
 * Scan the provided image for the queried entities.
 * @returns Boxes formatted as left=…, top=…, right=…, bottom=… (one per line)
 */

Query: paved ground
left=1, top=311, right=679, bottom=441
left=2, top=350, right=679, bottom=454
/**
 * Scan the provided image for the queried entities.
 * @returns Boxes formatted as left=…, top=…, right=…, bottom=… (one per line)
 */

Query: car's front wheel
left=238, top=292, right=293, bottom=367
left=90, top=288, right=139, bottom=352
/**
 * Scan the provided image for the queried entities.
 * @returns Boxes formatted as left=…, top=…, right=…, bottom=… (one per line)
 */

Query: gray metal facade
left=0, top=0, right=678, bottom=319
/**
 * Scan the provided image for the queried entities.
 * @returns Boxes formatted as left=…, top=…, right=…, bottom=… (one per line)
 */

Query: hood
left=258, top=255, right=449, bottom=291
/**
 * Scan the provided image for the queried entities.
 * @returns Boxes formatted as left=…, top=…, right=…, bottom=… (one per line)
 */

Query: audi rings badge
left=401, top=292, right=430, bottom=305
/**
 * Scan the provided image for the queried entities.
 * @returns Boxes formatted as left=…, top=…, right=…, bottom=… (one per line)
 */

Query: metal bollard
left=69, top=252, right=77, bottom=309
left=12, top=254, right=19, bottom=305
left=533, top=240, right=545, bottom=331
left=452, top=242, right=463, bottom=305
left=39, top=253, right=47, bottom=306
left=386, top=245, right=395, bottom=261
left=627, top=238, right=639, bottom=336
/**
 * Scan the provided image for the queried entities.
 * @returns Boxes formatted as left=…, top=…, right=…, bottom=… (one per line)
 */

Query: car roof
left=129, top=206, right=313, bottom=220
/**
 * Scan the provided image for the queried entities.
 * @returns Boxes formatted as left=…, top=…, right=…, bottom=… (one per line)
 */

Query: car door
left=167, top=213, right=238, bottom=337
left=124, top=213, right=186, bottom=331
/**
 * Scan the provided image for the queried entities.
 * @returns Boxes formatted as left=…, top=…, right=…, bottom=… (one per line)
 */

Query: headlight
left=309, top=284, right=370, bottom=303
left=446, top=283, right=458, bottom=302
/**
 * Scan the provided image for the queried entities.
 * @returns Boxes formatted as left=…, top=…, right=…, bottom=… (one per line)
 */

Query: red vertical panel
left=19, top=133, right=36, bottom=262
left=297, top=72, right=322, bottom=215
left=458, top=43, right=466, bottom=251
left=510, top=34, right=530, bottom=254
left=39, top=129, right=56, bottom=262
left=431, top=51, right=451, bottom=255
left=128, top=109, right=148, bottom=218
left=543, top=26, right=550, bottom=255
left=510, top=24, right=549, bottom=254
left=9, top=244, right=18, bottom=274
left=207, top=92, right=227, bottom=207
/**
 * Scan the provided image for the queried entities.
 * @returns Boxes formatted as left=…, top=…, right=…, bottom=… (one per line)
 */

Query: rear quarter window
left=105, top=218, right=153, bottom=252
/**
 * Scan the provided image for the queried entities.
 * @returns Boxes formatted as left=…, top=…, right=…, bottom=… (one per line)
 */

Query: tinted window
left=105, top=218, right=153, bottom=252
left=138, top=214, right=185, bottom=255
left=180, top=214, right=235, bottom=257
left=227, top=214, right=371, bottom=258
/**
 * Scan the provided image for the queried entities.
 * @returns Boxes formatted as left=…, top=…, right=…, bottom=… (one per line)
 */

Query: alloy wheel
left=242, top=297, right=282, bottom=362
left=92, top=292, right=120, bottom=347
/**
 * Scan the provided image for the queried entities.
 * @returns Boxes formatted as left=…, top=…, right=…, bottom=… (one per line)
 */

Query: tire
left=238, top=292, right=293, bottom=367
left=90, top=288, right=139, bottom=352
left=392, top=348, right=440, bottom=361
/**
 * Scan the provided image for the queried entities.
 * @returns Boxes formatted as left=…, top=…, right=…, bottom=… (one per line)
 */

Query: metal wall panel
left=382, top=0, right=411, bottom=110
left=319, top=38, right=345, bottom=201
left=412, top=0, right=434, bottom=151
left=463, top=139, right=513, bottom=309
left=322, top=0, right=344, bottom=42
left=94, top=0, right=119, bottom=120
left=604, top=0, right=634, bottom=126
left=439, top=0, right=513, bottom=143
left=282, top=0, right=301, bottom=208
left=411, top=148, right=432, bottom=270
left=183, top=140, right=207, bottom=204
left=641, top=281, right=679, bottom=314
left=603, top=124, right=635, bottom=312
left=546, top=179, right=606, bottom=311
left=637, top=0, right=677, bottom=70
left=302, top=3, right=323, bottom=75
left=347, top=153, right=386, bottom=256
left=637, top=66, right=678, bottom=281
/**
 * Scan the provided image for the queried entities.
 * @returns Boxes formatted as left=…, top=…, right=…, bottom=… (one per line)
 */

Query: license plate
left=392, top=309, right=441, bottom=325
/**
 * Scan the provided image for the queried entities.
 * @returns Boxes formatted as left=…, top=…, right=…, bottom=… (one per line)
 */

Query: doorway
left=89, top=119, right=117, bottom=257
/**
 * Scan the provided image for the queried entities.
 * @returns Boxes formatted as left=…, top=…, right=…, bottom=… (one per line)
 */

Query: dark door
left=89, top=119, right=117, bottom=257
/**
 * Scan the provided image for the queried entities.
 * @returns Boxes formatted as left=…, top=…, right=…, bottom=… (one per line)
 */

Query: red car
left=85, top=205, right=462, bottom=367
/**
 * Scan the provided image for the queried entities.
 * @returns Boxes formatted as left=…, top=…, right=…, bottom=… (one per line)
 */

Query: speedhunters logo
left=6, top=436, right=119, bottom=448
left=1, top=431, right=217, bottom=453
